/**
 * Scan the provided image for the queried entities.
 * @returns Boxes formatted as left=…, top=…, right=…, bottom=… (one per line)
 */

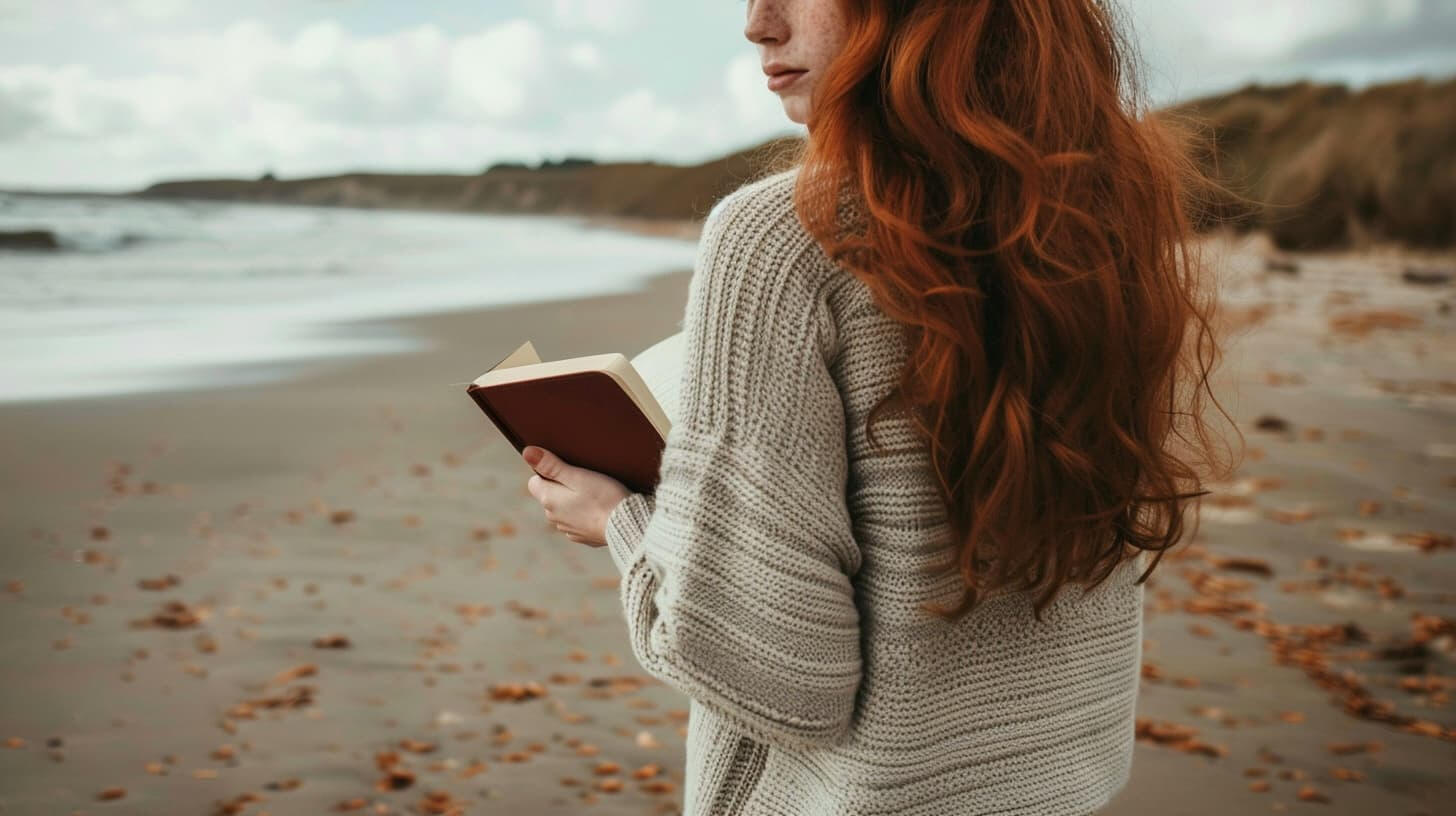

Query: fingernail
left=523, top=447, right=542, bottom=466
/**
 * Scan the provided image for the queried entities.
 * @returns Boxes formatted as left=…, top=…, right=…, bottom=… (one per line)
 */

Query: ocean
left=0, top=194, right=699, bottom=403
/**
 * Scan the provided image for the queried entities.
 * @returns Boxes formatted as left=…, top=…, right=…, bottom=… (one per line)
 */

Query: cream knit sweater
left=604, top=167, right=1146, bottom=815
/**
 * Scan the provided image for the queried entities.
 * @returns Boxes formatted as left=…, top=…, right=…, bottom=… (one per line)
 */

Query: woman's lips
left=767, top=70, right=807, bottom=92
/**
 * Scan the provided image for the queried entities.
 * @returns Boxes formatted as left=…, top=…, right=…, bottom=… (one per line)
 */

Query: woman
left=522, top=0, right=1237, bottom=813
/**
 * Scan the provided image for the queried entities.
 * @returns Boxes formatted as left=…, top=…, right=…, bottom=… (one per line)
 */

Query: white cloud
left=1122, top=0, right=1445, bottom=102
left=551, top=0, right=642, bottom=33
left=146, top=19, right=545, bottom=123
left=724, top=52, right=785, bottom=131
left=564, top=42, right=603, bottom=70
left=602, top=89, right=684, bottom=141
left=0, top=17, right=561, bottom=187
left=448, top=20, right=547, bottom=119
left=552, top=62, right=801, bottom=167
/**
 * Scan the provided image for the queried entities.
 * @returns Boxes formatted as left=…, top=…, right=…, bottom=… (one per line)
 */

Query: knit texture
left=604, top=167, right=1146, bottom=816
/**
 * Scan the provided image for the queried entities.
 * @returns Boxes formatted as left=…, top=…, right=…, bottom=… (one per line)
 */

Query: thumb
left=523, top=446, right=573, bottom=484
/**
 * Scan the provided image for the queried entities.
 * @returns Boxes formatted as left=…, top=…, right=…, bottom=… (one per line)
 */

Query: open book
left=465, top=335, right=682, bottom=495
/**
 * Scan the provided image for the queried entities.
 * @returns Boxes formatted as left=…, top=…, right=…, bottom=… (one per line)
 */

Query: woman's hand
left=521, top=446, right=631, bottom=548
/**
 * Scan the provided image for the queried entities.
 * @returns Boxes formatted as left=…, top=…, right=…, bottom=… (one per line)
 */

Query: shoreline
left=0, top=264, right=697, bottom=409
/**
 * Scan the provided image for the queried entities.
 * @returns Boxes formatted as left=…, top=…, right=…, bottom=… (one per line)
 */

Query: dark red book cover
left=466, top=372, right=666, bottom=495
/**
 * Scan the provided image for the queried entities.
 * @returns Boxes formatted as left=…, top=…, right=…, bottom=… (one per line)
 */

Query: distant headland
left=4, top=77, right=1451, bottom=252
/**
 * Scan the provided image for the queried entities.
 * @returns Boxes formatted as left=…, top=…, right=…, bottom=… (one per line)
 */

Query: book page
left=630, top=331, right=683, bottom=428
left=490, top=340, right=542, bottom=371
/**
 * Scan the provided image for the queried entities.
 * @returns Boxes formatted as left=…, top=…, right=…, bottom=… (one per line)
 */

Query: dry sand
left=0, top=233, right=1453, bottom=816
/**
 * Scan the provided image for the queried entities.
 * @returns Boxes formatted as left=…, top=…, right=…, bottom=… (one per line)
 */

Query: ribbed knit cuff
left=604, top=492, right=656, bottom=575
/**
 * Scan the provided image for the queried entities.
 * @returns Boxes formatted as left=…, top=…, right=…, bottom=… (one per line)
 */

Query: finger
left=524, top=446, right=576, bottom=487
left=528, top=474, right=560, bottom=509
left=532, top=478, right=568, bottom=512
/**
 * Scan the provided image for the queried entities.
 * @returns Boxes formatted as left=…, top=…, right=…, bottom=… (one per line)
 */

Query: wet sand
left=0, top=233, right=1452, bottom=815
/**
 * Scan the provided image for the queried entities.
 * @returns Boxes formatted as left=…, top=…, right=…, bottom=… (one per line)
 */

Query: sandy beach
left=0, top=232, right=1453, bottom=816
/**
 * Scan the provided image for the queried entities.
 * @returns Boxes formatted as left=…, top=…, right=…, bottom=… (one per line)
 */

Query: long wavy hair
left=791, top=0, right=1243, bottom=622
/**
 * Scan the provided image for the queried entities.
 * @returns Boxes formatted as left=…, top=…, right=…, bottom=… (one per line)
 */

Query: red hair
left=792, top=0, right=1243, bottom=621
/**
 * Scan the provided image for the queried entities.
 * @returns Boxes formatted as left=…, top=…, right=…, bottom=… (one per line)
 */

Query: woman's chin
left=780, top=98, right=809, bottom=126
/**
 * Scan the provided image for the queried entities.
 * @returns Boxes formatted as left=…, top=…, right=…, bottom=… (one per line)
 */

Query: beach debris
left=0, top=229, right=60, bottom=250
left=1265, top=256, right=1300, bottom=275
left=595, top=777, right=624, bottom=793
left=1253, top=415, right=1290, bottom=433
left=505, top=599, right=549, bottom=620
left=1410, top=613, right=1456, bottom=651
left=457, top=759, right=489, bottom=779
left=1330, top=767, right=1366, bottom=782
left=1396, top=531, right=1453, bottom=553
left=1329, top=309, right=1422, bottom=337
left=1398, top=675, right=1450, bottom=695
left=212, top=791, right=263, bottom=814
left=269, top=664, right=317, bottom=685
left=398, top=738, right=437, bottom=754
left=332, top=797, right=368, bottom=811
left=1327, top=741, right=1382, bottom=755
left=489, top=681, right=547, bottom=702
left=226, top=685, right=316, bottom=719
left=635, top=730, right=660, bottom=748
left=329, top=509, right=356, bottom=525
left=1208, top=556, right=1274, bottom=577
left=1402, top=267, right=1451, bottom=286
left=374, top=750, right=415, bottom=791
left=134, top=600, right=209, bottom=629
left=137, top=573, right=182, bottom=591
left=1266, top=505, right=1319, bottom=524
left=312, top=633, right=352, bottom=649
left=1133, top=718, right=1227, bottom=757
left=1296, top=784, right=1331, bottom=803
left=264, top=777, right=302, bottom=791
left=96, top=786, right=127, bottom=801
left=418, top=789, right=466, bottom=815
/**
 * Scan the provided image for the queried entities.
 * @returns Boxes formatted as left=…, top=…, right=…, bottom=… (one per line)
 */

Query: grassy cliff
left=1163, top=76, right=1454, bottom=250
left=137, top=76, right=1455, bottom=250
left=139, top=137, right=805, bottom=223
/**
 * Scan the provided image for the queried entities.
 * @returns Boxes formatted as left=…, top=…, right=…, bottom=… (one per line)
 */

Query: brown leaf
left=1296, top=784, right=1331, bottom=803
left=1209, top=556, right=1273, bottom=577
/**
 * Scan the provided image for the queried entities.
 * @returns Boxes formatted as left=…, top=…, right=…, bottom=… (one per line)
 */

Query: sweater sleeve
left=602, top=181, right=864, bottom=752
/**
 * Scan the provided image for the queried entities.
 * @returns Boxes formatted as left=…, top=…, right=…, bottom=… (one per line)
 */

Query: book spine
left=465, top=385, right=526, bottom=454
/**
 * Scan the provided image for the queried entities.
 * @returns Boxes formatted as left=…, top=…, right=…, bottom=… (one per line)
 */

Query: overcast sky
left=1, top=0, right=1453, bottom=191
